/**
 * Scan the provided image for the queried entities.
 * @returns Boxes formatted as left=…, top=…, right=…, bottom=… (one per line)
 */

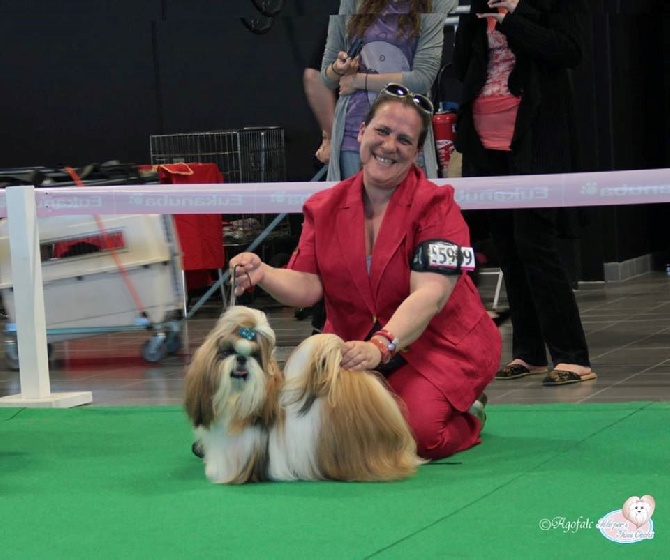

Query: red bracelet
left=374, top=330, right=399, bottom=354
left=369, top=337, right=392, bottom=365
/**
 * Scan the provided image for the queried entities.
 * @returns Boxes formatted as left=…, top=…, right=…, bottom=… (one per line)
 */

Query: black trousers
left=463, top=151, right=591, bottom=367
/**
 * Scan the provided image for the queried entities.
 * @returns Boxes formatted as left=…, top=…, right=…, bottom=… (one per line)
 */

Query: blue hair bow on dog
left=238, top=327, right=256, bottom=341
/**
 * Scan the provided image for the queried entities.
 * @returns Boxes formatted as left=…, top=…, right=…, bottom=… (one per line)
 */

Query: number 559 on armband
left=411, top=240, right=476, bottom=275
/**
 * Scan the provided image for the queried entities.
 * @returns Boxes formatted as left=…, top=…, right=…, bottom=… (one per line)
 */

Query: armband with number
left=410, top=239, right=476, bottom=275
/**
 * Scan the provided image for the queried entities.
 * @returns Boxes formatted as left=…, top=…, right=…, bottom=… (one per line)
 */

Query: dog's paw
left=205, top=460, right=233, bottom=484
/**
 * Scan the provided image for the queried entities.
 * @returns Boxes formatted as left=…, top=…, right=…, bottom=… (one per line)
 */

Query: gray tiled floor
left=1, top=272, right=668, bottom=407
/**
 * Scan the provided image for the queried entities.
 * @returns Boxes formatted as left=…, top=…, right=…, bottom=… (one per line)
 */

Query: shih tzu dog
left=267, top=333, right=422, bottom=482
left=185, top=311, right=421, bottom=484
left=184, top=305, right=282, bottom=484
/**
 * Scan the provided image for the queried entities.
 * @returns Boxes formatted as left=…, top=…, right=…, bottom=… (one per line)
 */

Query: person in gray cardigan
left=320, top=0, right=457, bottom=181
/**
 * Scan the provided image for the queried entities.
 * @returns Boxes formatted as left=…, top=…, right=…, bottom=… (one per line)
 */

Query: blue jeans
left=340, top=150, right=361, bottom=179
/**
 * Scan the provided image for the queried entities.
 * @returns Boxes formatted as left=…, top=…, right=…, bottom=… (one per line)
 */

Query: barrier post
left=0, top=185, right=92, bottom=408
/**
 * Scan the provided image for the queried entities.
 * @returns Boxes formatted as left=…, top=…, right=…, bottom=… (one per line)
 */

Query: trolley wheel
left=165, top=331, right=182, bottom=355
left=3, top=341, right=54, bottom=370
left=5, top=340, right=19, bottom=371
left=142, top=337, right=168, bottom=363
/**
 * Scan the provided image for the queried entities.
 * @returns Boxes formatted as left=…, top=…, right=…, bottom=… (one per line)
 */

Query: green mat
left=1, top=403, right=667, bottom=559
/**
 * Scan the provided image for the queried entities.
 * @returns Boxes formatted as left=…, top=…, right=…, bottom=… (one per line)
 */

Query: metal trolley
left=0, top=213, right=186, bottom=369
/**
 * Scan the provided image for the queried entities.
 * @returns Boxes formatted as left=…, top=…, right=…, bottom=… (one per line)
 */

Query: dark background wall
left=581, top=0, right=669, bottom=276
left=0, top=0, right=339, bottom=179
left=1, top=0, right=668, bottom=278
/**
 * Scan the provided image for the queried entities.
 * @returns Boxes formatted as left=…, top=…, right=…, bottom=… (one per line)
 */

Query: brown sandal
left=542, top=369, right=597, bottom=386
left=496, top=364, right=548, bottom=380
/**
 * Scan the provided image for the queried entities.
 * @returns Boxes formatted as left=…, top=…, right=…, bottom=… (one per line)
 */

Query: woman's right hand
left=229, top=252, right=266, bottom=296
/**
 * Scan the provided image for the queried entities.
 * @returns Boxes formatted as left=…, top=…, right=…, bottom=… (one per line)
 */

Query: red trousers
left=387, top=363, right=483, bottom=460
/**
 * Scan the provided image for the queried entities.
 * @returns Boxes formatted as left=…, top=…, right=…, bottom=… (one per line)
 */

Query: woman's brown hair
left=347, top=0, right=433, bottom=40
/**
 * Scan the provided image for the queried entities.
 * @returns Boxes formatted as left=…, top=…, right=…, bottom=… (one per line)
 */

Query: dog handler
left=230, top=85, right=501, bottom=460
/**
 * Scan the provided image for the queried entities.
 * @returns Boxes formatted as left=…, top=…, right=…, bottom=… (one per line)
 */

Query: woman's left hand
left=340, top=340, right=382, bottom=371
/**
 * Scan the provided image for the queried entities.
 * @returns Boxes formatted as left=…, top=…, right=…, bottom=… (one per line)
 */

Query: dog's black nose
left=236, top=355, right=247, bottom=366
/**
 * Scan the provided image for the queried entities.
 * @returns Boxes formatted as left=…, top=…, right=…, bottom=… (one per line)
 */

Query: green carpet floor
left=1, top=402, right=667, bottom=559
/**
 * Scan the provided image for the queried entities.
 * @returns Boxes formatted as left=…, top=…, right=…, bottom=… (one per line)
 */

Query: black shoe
left=191, top=441, right=205, bottom=459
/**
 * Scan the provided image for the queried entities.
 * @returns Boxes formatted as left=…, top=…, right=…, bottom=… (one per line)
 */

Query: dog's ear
left=259, top=339, right=278, bottom=376
left=259, top=360, right=284, bottom=427
left=184, top=347, right=217, bottom=428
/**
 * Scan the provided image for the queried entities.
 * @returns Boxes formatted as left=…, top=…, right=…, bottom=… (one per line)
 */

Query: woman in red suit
left=230, top=85, right=501, bottom=460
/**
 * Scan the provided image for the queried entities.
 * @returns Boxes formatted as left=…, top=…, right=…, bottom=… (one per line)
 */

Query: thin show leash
left=228, top=264, right=253, bottom=308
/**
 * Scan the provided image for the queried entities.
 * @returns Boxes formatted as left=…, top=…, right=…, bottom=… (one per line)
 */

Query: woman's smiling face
left=357, top=100, right=422, bottom=191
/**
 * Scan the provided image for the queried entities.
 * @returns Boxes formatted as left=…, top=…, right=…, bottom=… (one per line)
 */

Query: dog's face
left=184, top=306, right=280, bottom=429
left=622, top=495, right=656, bottom=528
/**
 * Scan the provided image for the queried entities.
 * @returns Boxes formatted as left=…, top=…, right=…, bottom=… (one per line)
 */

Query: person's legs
left=510, top=208, right=591, bottom=369
left=463, top=153, right=548, bottom=373
left=487, top=209, right=549, bottom=369
left=386, top=365, right=482, bottom=461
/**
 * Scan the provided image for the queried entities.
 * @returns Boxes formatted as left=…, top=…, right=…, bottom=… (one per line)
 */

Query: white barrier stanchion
left=0, top=185, right=92, bottom=408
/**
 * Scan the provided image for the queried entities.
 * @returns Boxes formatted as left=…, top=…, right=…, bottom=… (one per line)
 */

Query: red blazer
left=288, top=166, right=501, bottom=411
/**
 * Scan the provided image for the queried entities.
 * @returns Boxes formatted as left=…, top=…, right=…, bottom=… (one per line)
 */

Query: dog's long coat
left=185, top=308, right=421, bottom=483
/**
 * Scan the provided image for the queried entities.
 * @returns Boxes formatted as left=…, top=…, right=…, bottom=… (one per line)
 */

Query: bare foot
left=554, top=363, right=592, bottom=377
left=509, top=359, right=547, bottom=374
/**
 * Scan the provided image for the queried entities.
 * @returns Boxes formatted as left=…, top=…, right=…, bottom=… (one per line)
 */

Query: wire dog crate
left=149, top=126, right=286, bottom=184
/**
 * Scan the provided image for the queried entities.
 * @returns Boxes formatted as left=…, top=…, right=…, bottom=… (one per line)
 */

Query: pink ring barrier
left=0, top=168, right=668, bottom=218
